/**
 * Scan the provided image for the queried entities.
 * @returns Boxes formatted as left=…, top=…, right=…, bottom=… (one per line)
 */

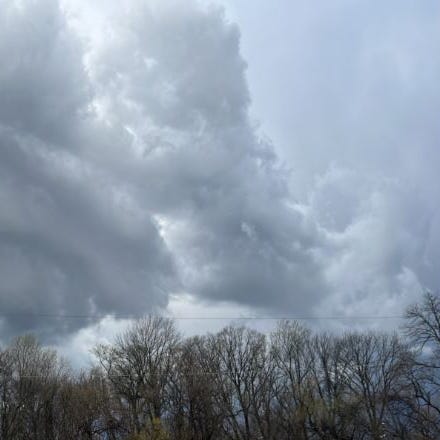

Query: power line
left=0, top=312, right=405, bottom=320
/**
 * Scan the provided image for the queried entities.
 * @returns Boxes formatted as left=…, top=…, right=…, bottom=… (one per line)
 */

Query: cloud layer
left=229, top=0, right=440, bottom=320
left=0, top=0, right=439, bottom=341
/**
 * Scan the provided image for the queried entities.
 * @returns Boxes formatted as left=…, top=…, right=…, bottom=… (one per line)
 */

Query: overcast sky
left=1, top=0, right=439, bottom=361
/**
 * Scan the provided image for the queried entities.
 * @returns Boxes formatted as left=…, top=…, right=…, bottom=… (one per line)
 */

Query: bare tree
left=404, top=292, right=440, bottom=438
left=94, top=316, right=180, bottom=437
left=270, top=320, right=314, bottom=439
left=167, top=335, right=225, bottom=440
left=306, top=333, right=360, bottom=440
left=406, top=292, right=440, bottom=353
left=0, top=345, right=14, bottom=440
left=207, top=325, right=268, bottom=440
left=54, top=367, right=121, bottom=439
left=340, top=332, right=412, bottom=439
left=1, top=312, right=437, bottom=439
left=0, top=334, right=68, bottom=440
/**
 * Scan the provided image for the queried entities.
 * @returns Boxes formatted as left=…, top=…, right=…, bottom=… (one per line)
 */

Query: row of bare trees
left=1, top=292, right=440, bottom=439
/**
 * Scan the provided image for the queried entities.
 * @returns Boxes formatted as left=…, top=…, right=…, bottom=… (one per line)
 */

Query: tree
left=308, top=333, right=359, bottom=440
left=94, top=316, right=180, bottom=437
left=270, top=320, right=314, bottom=439
left=207, top=325, right=269, bottom=440
left=340, top=332, right=413, bottom=439
left=0, top=334, right=67, bottom=440
left=55, top=367, right=121, bottom=439
left=167, top=335, right=225, bottom=440
left=404, top=292, right=440, bottom=438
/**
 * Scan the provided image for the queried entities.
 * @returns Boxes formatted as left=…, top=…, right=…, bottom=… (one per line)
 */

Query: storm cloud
left=0, top=0, right=439, bottom=341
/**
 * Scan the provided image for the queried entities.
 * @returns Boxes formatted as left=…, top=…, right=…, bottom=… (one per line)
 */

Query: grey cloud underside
left=1, top=0, right=439, bottom=339
left=0, top=129, right=176, bottom=338
left=0, top=0, right=326, bottom=338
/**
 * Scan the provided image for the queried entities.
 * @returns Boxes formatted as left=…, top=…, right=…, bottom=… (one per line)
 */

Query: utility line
left=0, top=312, right=405, bottom=320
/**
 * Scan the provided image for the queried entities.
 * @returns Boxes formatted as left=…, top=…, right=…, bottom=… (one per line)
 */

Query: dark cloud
left=2, top=0, right=439, bottom=343
left=0, top=0, right=325, bottom=340
left=0, top=126, right=177, bottom=338
left=77, top=0, right=327, bottom=314
left=0, top=0, right=89, bottom=145
left=0, top=0, right=178, bottom=339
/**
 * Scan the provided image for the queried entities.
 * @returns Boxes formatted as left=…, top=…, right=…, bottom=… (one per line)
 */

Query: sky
left=1, top=0, right=440, bottom=363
